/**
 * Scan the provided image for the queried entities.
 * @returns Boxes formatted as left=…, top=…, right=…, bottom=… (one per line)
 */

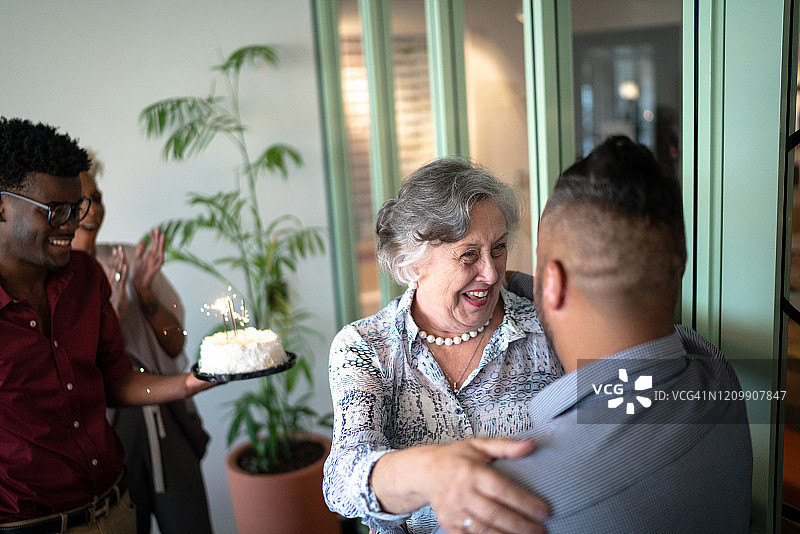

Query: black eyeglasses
left=0, top=191, right=92, bottom=228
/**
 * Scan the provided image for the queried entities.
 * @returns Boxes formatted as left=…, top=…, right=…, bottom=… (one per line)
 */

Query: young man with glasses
left=0, top=117, right=220, bottom=533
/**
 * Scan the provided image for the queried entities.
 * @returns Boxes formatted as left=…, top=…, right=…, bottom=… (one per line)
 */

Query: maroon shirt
left=0, top=251, right=132, bottom=520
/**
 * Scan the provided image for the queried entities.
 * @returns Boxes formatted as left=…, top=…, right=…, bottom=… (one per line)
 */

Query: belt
left=0, top=473, right=127, bottom=534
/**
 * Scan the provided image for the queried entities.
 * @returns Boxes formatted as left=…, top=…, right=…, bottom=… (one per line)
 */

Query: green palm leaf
left=249, top=144, right=303, bottom=179
left=139, top=96, right=216, bottom=137
left=214, top=45, right=279, bottom=76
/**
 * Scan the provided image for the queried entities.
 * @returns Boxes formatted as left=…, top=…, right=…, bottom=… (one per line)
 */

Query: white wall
left=0, top=2, right=337, bottom=533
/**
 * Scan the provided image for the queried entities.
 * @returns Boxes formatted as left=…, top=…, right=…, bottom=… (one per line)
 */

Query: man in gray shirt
left=438, top=136, right=752, bottom=533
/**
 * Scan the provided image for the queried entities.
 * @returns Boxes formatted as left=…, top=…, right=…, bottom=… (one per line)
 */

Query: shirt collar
left=0, top=283, right=11, bottom=310
left=395, top=285, right=417, bottom=350
left=0, top=256, right=76, bottom=311
left=397, top=285, right=539, bottom=351
left=47, top=255, right=75, bottom=298
left=529, top=329, right=687, bottom=424
left=502, top=287, right=543, bottom=338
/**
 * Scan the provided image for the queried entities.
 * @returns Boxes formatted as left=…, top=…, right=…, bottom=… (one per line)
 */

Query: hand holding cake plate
left=192, top=352, right=296, bottom=382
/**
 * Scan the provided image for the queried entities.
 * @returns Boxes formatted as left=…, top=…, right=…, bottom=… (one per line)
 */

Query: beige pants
left=64, top=492, right=137, bottom=534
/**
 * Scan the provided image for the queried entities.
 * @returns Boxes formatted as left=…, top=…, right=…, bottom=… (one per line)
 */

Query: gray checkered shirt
left=436, top=325, right=752, bottom=534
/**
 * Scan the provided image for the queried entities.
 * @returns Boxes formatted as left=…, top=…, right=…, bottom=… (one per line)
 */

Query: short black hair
left=538, top=136, right=686, bottom=305
left=0, top=117, right=90, bottom=190
left=545, top=135, right=685, bottom=259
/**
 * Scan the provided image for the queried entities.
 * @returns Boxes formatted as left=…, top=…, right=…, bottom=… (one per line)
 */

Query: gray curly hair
left=82, top=147, right=104, bottom=179
left=375, top=157, right=520, bottom=285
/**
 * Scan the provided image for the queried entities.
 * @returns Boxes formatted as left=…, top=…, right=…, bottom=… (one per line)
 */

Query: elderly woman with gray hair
left=323, top=158, right=563, bottom=534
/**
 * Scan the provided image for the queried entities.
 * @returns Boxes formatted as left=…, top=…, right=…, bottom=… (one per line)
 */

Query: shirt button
left=29, top=320, right=37, bottom=328
left=91, top=459, right=99, bottom=466
left=66, top=383, right=74, bottom=391
left=53, top=340, right=59, bottom=348
left=455, top=407, right=463, bottom=414
left=73, top=420, right=80, bottom=429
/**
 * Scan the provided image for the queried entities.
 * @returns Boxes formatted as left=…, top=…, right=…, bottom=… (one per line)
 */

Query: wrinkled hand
left=426, top=438, right=548, bottom=534
left=106, top=245, right=129, bottom=318
left=131, top=227, right=165, bottom=296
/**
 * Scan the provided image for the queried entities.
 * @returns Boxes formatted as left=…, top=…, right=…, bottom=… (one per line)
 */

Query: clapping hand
left=131, top=227, right=166, bottom=296
left=107, top=245, right=129, bottom=318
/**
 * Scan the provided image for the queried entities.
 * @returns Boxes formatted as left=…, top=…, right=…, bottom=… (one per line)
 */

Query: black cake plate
left=192, top=351, right=297, bottom=383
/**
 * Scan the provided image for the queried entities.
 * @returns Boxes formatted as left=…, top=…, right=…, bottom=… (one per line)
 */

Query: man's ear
left=542, top=260, right=566, bottom=311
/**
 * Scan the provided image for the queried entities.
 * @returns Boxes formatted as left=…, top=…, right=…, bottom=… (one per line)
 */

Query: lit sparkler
left=201, top=287, right=250, bottom=339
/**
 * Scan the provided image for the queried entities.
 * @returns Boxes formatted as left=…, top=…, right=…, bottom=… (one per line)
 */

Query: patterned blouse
left=323, top=286, right=563, bottom=534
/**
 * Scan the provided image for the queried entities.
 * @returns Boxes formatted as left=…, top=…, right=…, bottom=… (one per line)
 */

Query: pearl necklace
left=418, top=319, right=490, bottom=346
left=427, top=326, right=488, bottom=394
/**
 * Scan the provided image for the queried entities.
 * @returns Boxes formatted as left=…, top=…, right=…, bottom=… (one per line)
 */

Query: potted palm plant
left=138, top=44, right=339, bottom=534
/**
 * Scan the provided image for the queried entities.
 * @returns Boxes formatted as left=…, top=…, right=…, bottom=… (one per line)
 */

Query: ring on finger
left=114, top=272, right=121, bottom=281
left=462, top=516, right=474, bottom=531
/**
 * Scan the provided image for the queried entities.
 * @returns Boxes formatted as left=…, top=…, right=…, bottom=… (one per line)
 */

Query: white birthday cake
left=198, top=327, right=288, bottom=375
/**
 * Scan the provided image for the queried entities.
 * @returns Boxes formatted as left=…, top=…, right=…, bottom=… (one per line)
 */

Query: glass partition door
left=313, top=5, right=790, bottom=530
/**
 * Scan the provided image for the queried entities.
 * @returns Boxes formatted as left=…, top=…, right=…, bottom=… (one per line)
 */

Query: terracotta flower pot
left=225, top=433, right=340, bottom=534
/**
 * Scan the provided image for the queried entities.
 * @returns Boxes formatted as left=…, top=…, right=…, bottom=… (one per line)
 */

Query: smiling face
left=413, top=200, right=508, bottom=336
left=0, top=172, right=83, bottom=273
left=72, top=171, right=105, bottom=252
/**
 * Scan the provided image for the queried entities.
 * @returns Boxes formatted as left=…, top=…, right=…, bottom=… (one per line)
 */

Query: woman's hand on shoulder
left=372, top=438, right=549, bottom=534
left=426, top=438, right=549, bottom=534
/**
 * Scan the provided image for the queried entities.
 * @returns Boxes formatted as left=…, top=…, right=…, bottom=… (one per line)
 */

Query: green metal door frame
left=358, top=0, right=403, bottom=306
left=312, top=0, right=361, bottom=325
left=780, top=0, right=800, bottom=526
left=681, top=0, right=725, bottom=345
left=682, top=1, right=793, bottom=531
left=522, top=0, right=575, bottom=253
left=425, top=0, right=469, bottom=158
